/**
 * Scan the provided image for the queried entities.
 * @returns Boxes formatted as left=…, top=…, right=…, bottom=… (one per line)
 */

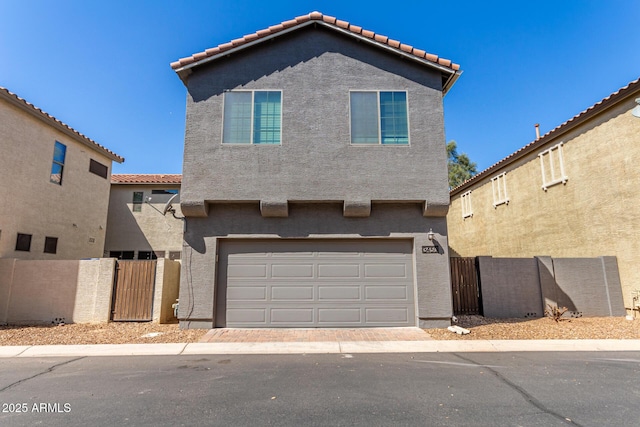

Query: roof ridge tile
left=170, top=11, right=461, bottom=74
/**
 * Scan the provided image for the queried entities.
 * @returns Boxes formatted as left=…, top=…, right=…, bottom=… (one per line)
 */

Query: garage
left=215, top=239, right=416, bottom=328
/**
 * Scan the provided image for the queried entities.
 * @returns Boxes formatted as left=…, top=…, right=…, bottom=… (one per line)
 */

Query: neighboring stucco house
left=171, top=12, right=462, bottom=329
left=105, top=174, right=183, bottom=261
left=448, top=77, right=640, bottom=314
left=0, top=87, right=124, bottom=260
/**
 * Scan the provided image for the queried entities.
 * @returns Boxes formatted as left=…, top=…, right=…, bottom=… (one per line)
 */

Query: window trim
left=491, top=172, right=509, bottom=207
left=349, top=90, right=410, bottom=146
left=539, top=142, right=568, bottom=191
left=461, top=191, right=473, bottom=218
left=221, top=89, right=283, bottom=145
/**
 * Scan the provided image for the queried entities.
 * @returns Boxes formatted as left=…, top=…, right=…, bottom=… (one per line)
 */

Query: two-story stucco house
left=0, top=87, right=124, bottom=260
left=105, top=174, right=183, bottom=261
left=171, top=12, right=462, bottom=329
left=448, top=77, right=640, bottom=314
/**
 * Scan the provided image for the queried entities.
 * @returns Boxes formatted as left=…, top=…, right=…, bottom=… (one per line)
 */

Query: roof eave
left=173, top=20, right=458, bottom=87
left=0, top=89, right=124, bottom=163
left=450, top=79, right=640, bottom=196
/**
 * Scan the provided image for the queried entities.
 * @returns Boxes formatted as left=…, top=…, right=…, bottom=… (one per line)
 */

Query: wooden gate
left=450, top=257, right=482, bottom=315
left=111, top=260, right=157, bottom=321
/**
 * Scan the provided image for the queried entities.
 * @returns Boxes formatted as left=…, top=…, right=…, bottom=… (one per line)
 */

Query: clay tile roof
left=322, top=15, right=337, bottom=24
left=400, top=43, right=413, bottom=53
left=0, top=87, right=124, bottom=163
left=387, top=39, right=401, bottom=48
left=171, top=11, right=461, bottom=79
left=111, top=174, right=182, bottom=184
left=450, top=77, right=640, bottom=195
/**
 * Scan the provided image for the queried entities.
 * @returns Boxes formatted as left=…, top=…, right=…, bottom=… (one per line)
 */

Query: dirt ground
left=0, top=315, right=638, bottom=345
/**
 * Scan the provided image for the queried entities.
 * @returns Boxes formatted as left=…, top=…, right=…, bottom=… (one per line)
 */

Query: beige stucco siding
left=104, top=184, right=183, bottom=257
left=0, top=100, right=114, bottom=259
left=449, top=97, right=640, bottom=309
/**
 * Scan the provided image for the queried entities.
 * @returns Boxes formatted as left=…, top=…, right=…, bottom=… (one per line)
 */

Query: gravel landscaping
left=425, top=315, right=640, bottom=340
left=0, top=316, right=638, bottom=345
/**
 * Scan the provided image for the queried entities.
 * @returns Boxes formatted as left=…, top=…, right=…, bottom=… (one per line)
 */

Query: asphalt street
left=1, top=352, right=639, bottom=426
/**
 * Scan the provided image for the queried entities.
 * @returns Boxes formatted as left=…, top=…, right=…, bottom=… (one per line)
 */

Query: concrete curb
left=1, top=339, right=639, bottom=357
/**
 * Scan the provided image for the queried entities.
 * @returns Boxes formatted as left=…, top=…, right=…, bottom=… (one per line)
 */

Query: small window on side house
left=461, top=191, right=473, bottom=218
left=223, top=90, right=282, bottom=145
left=44, top=237, right=58, bottom=254
left=110, top=251, right=135, bottom=260
left=350, top=91, right=409, bottom=145
left=132, top=192, right=143, bottom=212
left=138, top=251, right=157, bottom=260
left=151, top=189, right=179, bottom=195
left=169, top=251, right=181, bottom=260
left=50, top=141, right=67, bottom=185
left=539, top=143, right=568, bottom=191
left=16, top=233, right=32, bottom=251
left=491, top=173, right=509, bottom=207
left=89, top=159, right=108, bottom=179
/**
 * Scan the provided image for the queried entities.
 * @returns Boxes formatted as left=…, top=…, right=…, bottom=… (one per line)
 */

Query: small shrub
left=545, top=305, right=569, bottom=322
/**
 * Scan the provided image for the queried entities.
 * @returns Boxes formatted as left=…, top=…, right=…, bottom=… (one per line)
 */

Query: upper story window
left=89, top=159, right=108, bottom=179
left=222, top=90, right=282, bottom=145
left=461, top=191, right=473, bottom=218
left=44, top=236, right=58, bottom=254
left=50, top=141, right=67, bottom=185
left=132, top=191, right=143, bottom=212
left=491, top=172, right=509, bottom=207
left=539, top=142, right=568, bottom=191
left=350, top=91, right=409, bottom=145
left=16, top=233, right=32, bottom=252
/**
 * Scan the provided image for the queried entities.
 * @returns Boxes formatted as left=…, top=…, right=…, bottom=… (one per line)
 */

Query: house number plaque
left=422, top=246, right=438, bottom=254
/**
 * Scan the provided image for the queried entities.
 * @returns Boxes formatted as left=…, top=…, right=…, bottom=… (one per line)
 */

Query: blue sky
left=1, top=1, right=638, bottom=174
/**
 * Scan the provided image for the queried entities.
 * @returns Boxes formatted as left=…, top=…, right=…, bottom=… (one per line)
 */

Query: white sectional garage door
left=216, top=239, right=415, bottom=328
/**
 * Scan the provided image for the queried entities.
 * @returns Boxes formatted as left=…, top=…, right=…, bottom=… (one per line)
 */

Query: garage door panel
left=364, top=263, right=407, bottom=278
left=271, top=264, right=314, bottom=278
left=227, top=286, right=267, bottom=301
left=271, top=286, right=314, bottom=300
left=318, top=285, right=361, bottom=300
left=365, top=308, right=409, bottom=323
left=317, top=251, right=360, bottom=257
left=270, top=251, right=314, bottom=258
left=317, top=264, right=360, bottom=278
left=365, top=285, right=408, bottom=301
left=228, top=264, right=268, bottom=278
left=219, top=239, right=415, bottom=328
left=271, top=308, right=314, bottom=323
left=226, top=308, right=266, bottom=324
left=318, top=308, right=361, bottom=323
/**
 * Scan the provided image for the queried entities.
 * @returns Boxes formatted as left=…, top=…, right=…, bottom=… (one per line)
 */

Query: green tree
left=447, top=140, right=477, bottom=189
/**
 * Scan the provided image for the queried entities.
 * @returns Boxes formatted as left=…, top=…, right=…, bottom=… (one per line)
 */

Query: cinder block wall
left=0, top=259, right=115, bottom=324
left=152, top=258, right=180, bottom=324
left=477, top=257, right=543, bottom=318
left=479, top=256, right=625, bottom=318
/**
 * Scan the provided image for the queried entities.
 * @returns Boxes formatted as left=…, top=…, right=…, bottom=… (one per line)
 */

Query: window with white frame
left=539, top=142, right=568, bottom=190
left=461, top=191, right=473, bottom=218
left=350, top=91, right=409, bottom=145
left=222, top=90, right=282, bottom=145
left=491, top=172, right=509, bottom=207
